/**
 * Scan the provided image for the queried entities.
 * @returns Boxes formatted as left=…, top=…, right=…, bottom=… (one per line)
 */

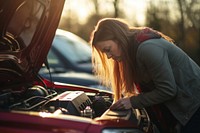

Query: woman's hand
left=110, top=97, right=132, bottom=110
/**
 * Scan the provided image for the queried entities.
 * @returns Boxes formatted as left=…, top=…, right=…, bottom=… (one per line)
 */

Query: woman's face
left=95, top=40, right=122, bottom=62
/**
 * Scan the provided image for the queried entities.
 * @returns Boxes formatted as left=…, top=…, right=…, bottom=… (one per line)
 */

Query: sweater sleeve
left=130, top=41, right=177, bottom=109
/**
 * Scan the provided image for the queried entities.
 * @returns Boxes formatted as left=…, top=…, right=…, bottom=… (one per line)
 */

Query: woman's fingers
left=110, top=101, right=122, bottom=110
left=110, top=98, right=131, bottom=110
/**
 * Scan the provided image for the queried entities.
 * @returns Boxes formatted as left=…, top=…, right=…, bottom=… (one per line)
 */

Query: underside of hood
left=0, top=0, right=65, bottom=86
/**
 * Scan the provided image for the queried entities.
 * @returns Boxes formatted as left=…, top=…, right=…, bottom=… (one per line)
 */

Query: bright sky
left=61, top=0, right=148, bottom=25
left=123, top=0, right=148, bottom=25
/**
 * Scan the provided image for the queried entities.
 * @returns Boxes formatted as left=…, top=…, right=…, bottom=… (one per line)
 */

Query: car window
left=52, top=34, right=91, bottom=64
left=48, top=48, right=64, bottom=67
left=40, top=48, right=67, bottom=73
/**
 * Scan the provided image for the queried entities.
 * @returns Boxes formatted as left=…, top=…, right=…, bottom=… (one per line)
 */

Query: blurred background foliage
left=58, top=0, right=200, bottom=65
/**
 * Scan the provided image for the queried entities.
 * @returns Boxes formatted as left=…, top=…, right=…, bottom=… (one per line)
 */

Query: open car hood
left=0, top=0, right=65, bottom=86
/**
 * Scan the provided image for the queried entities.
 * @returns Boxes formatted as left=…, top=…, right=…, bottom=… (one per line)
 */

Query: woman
left=90, top=18, right=200, bottom=133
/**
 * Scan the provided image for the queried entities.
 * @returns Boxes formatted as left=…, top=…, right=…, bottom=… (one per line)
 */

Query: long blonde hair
left=90, top=18, right=173, bottom=100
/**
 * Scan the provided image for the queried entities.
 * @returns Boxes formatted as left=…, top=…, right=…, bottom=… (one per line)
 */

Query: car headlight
left=102, top=128, right=144, bottom=133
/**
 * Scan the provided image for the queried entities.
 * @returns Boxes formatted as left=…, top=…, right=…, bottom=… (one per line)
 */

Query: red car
left=0, top=0, right=176, bottom=133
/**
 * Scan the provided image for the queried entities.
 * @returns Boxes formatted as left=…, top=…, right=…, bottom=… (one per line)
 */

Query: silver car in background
left=40, top=29, right=110, bottom=91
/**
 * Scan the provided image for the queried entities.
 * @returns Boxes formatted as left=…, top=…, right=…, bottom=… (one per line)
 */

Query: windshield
left=52, top=33, right=91, bottom=64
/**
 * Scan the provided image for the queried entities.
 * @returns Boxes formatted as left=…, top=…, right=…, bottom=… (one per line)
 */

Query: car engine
left=0, top=85, right=111, bottom=118
left=0, top=84, right=151, bottom=132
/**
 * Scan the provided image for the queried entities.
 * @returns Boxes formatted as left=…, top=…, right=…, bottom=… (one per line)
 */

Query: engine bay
left=0, top=84, right=151, bottom=132
left=0, top=85, right=110, bottom=118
